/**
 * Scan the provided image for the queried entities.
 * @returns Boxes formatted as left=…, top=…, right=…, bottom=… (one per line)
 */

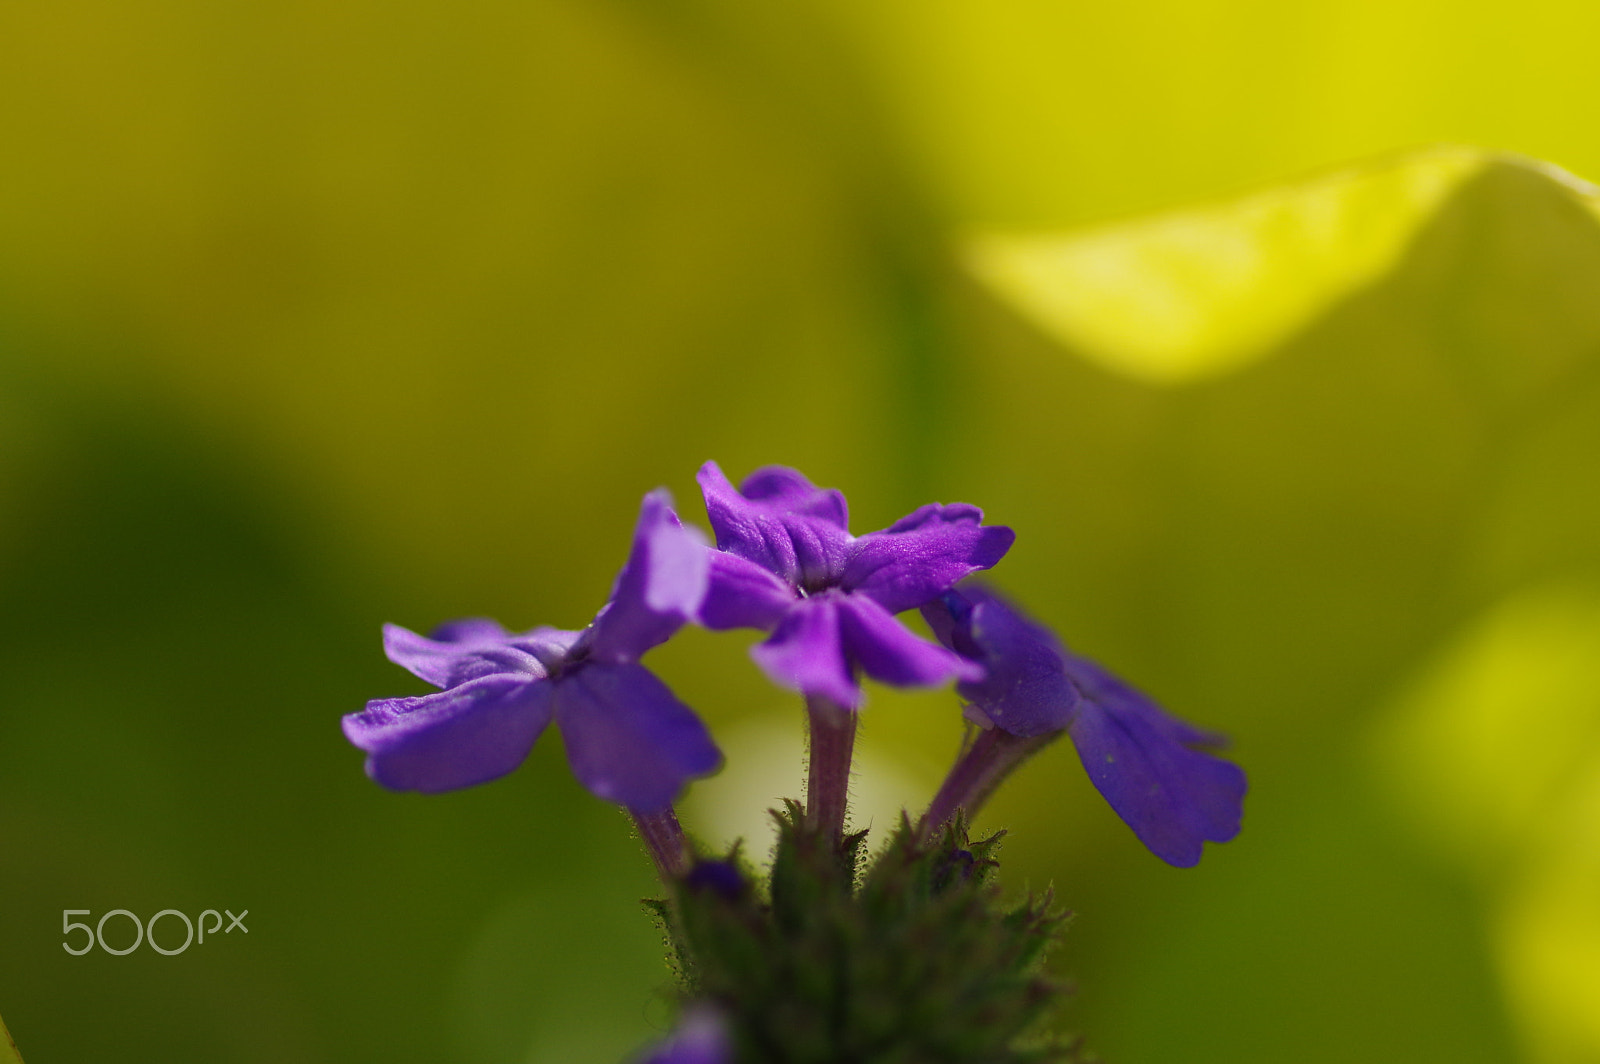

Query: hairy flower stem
left=632, top=806, right=691, bottom=879
left=805, top=695, right=857, bottom=843
left=920, top=727, right=1058, bottom=840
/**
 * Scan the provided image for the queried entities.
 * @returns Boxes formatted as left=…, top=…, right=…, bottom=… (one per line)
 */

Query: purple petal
left=946, top=590, right=1082, bottom=738
left=589, top=490, right=709, bottom=664
left=738, top=466, right=849, bottom=528
left=684, top=859, right=747, bottom=901
left=1066, top=656, right=1231, bottom=750
left=428, top=617, right=513, bottom=642
left=928, top=583, right=1245, bottom=863
left=1068, top=693, right=1248, bottom=868
left=343, top=674, right=553, bottom=793
left=697, top=461, right=853, bottom=589
left=919, top=589, right=978, bottom=658
left=842, top=504, right=1015, bottom=614
left=554, top=663, right=722, bottom=813
left=699, top=551, right=796, bottom=631
left=506, top=626, right=586, bottom=666
left=835, top=593, right=983, bottom=689
left=748, top=597, right=860, bottom=708
left=382, top=621, right=547, bottom=688
left=635, top=1008, right=731, bottom=1064
left=885, top=501, right=985, bottom=534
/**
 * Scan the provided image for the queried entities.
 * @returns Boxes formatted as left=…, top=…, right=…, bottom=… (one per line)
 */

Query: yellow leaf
left=966, top=148, right=1600, bottom=384
left=0, top=1010, right=23, bottom=1064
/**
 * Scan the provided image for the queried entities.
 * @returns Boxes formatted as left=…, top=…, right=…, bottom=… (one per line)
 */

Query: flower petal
left=748, top=596, right=860, bottom=708
left=699, top=550, right=796, bottom=631
left=589, top=489, right=710, bottom=663
left=385, top=620, right=574, bottom=686
left=554, top=663, right=722, bottom=813
left=635, top=1008, right=731, bottom=1064
left=928, top=583, right=1245, bottom=863
left=836, top=593, right=983, bottom=689
left=383, top=620, right=517, bottom=687
left=738, top=466, right=849, bottom=528
left=931, top=588, right=1082, bottom=738
left=919, top=588, right=980, bottom=658
left=506, top=626, right=586, bottom=666
left=1067, top=684, right=1248, bottom=868
left=343, top=674, right=553, bottom=793
left=842, top=504, right=1015, bottom=614
left=1066, top=655, right=1231, bottom=750
left=697, top=461, right=852, bottom=588
left=427, top=617, right=512, bottom=643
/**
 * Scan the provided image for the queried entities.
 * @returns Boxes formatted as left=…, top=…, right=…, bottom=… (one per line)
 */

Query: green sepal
left=647, top=808, right=1083, bottom=1063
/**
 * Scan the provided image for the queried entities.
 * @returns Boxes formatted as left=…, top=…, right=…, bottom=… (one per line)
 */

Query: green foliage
left=649, top=805, right=1080, bottom=1064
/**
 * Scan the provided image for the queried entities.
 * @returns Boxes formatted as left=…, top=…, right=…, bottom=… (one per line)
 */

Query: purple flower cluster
left=696, top=462, right=1009, bottom=709
left=343, top=463, right=1246, bottom=868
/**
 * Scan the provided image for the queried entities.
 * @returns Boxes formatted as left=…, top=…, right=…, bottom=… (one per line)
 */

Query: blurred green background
left=3, top=1, right=1600, bottom=1061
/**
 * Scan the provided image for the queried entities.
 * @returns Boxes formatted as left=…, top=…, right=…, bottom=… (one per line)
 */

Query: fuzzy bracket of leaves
left=645, top=803, right=1081, bottom=1064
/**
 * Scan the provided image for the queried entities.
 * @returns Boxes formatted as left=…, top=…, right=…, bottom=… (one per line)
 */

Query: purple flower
left=923, top=584, right=1247, bottom=867
left=696, top=462, right=1014, bottom=708
left=635, top=1008, right=731, bottom=1064
left=342, top=490, right=721, bottom=813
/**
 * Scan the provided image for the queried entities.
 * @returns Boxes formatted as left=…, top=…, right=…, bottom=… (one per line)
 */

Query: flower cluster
left=343, top=463, right=1249, bottom=1060
left=695, top=462, right=1009, bottom=709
